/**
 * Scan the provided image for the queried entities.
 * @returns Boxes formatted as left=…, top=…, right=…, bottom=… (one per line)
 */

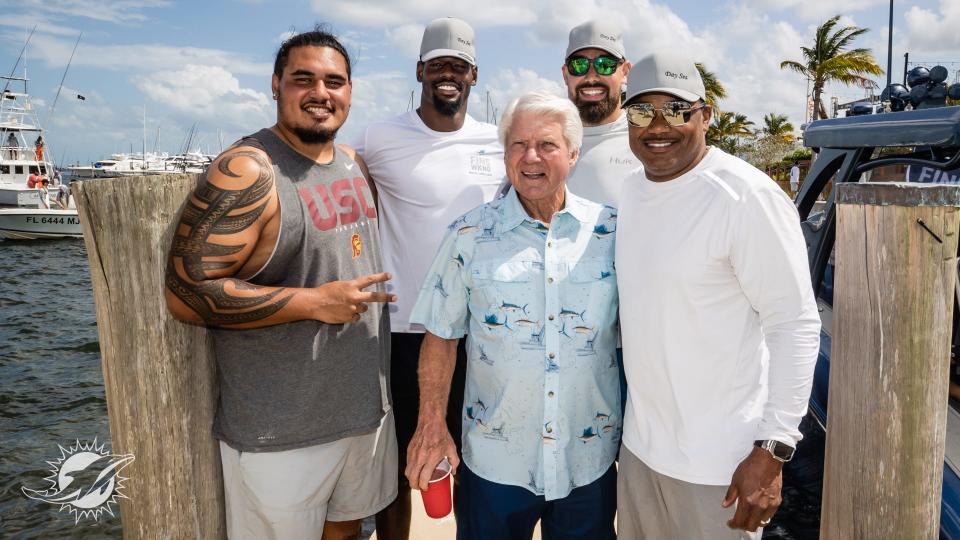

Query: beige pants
left=617, top=447, right=761, bottom=540
left=219, top=410, right=398, bottom=540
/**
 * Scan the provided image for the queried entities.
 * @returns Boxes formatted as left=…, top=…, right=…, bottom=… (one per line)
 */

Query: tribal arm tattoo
left=166, top=149, right=293, bottom=327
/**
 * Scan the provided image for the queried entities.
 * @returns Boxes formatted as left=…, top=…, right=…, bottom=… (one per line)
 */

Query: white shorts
left=219, top=410, right=398, bottom=539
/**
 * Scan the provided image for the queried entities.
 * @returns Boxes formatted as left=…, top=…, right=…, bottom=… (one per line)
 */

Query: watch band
left=754, top=439, right=795, bottom=462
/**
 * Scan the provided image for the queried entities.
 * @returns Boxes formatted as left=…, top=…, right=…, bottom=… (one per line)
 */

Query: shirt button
left=547, top=277, right=554, bottom=283
left=548, top=391, right=555, bottom=397
left=548, top=315, right=555, bottom=321
left=547, top=241, right=553, bottom=247
left=548, top=353, right=555, bottom=359
left=546, top=426, right=553, bottom=433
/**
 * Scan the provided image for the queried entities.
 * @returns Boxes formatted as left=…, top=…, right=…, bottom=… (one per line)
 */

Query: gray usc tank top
left=211, top=128, right=391, bottom=452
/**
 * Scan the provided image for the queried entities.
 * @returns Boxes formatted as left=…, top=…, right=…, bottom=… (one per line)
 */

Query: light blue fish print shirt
left=410, top=187, right=620, bottom=501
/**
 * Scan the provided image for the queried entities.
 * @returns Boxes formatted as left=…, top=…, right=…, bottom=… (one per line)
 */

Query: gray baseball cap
left=420, top=17, right=476, bottom=66
left=566, top=20, right=625, bottom=60
left=624, top=52, right=706, bottom=104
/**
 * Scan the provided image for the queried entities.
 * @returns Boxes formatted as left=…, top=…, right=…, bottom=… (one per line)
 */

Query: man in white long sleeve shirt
left=615, top=52, right=821, bottom=538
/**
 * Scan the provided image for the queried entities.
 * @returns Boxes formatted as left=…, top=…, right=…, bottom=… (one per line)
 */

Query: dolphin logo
left=21, top=439, right=135, bottom=523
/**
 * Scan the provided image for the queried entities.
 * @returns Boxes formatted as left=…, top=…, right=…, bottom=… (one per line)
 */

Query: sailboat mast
left=142, top=105, right=146, bottom=170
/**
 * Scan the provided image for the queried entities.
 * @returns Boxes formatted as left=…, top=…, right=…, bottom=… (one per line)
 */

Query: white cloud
left=710, top=8, right=811, bottom=129
left=21, top=0, right=171, bottom=25
left=385, top=24, right=426, bottom=61
left=340, top=70, right=413, bottom=142
left=743, top=0, right=887, bottom=22
left=0, top=15, right=82, bottom=36
left=132, top=64, right=271, bottom=130
left=905, top=0, right=960, bottom=56
left=478, top=68, right=566, bottom=121
left=275, top=30, right=296, bottom=43
left=310, top=0, right=538, bottom=28
left=21, top=32, right=271, bottom=75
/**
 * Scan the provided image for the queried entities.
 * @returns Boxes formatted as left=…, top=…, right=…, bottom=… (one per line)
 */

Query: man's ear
left=271, top=74, right=280, bottom=99
left=416, top=61, right=424, bottom=83
left=470, top=65, right=478, bottom=86
left=701, top=103, right=713, bottom=126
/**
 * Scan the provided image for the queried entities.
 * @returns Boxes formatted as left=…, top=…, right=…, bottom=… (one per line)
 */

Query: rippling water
left=0, top=238, right=121, bottom=538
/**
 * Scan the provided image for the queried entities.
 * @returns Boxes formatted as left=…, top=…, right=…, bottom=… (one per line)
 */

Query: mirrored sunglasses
left=565, top=55, right=621, bottom=77
left=625, top=102, right=706, bottom=128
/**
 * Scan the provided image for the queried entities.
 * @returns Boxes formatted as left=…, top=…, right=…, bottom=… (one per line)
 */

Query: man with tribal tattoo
left=164, top=27, right=398, bottom=540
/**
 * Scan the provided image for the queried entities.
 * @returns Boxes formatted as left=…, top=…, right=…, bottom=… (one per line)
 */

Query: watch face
left=772, top=442, right=794, bottom=461
left=756, top=440, right=795, bottom=461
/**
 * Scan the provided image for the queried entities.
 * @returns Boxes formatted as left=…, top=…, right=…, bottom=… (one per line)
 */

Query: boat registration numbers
left=26, top=216, right=80, bottom=225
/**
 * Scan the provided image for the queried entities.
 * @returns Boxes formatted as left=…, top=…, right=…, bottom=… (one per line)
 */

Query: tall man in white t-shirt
left=562, top=20, right=638, bottom=208
left=352, top=17, right=504, bottom=540
left=615, top=52, right=821, bottom=538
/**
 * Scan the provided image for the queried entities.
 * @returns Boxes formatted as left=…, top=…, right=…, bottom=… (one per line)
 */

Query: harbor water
left=0, top=238, right=120, bottom=538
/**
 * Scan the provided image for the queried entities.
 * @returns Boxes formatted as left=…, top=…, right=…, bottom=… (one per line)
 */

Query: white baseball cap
left=624, top=52, right=706, bottom=104
left=566, top=20, right=626, bottom=60
left=420, top=17, right=476, bottom=66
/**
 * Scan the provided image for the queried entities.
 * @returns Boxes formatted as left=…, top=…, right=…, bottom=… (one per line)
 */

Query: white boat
left=0, top=207, right=81, bottom=239
left=0, top=73, right=80, bottom=240
left=66, top=151, right=171, bottom=178
left=66, top=149, right=213, bottom=178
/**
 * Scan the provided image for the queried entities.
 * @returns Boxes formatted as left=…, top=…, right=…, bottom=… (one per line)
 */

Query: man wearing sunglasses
left=615, top=52, right=821, bottom=538
left=561, top=20, right=637, bottom=424
left=562, top=20, right=637, bottom=208
left=352, top=17, right=505, bottom=540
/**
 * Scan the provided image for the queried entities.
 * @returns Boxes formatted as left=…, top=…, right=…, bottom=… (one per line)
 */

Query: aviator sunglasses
left=565, top=55, right=622, bottom=77
left=625, top=102, right=706, bottom=128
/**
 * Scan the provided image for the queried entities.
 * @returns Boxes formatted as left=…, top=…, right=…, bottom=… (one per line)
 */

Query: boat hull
left=0, top=185, right=44, bottom=207
left=0, top=208, right=82, bottom=239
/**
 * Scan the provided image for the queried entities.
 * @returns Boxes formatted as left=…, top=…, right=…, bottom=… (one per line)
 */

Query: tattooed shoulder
left=166, top=146, right=288, bottom=326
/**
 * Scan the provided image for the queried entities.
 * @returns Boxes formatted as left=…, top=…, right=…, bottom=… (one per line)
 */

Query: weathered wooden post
left=821, top=182, right=960, bottom=539
left=74, top=174, right=225, bottom=539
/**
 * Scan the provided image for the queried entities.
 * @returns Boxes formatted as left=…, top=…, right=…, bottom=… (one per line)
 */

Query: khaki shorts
left=617, top=447, right=760, bottom=540
left=219, top=410, right=398, bottom=539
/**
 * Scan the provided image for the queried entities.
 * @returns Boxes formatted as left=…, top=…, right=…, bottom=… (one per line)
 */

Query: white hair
left=498, top=91, right=583, bottom=154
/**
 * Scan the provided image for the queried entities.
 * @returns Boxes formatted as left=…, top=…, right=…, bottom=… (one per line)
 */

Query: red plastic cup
left=420, top=457, right=453, bottom=519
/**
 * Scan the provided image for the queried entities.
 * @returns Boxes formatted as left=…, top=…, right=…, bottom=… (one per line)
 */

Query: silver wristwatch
left=754, top=439, right=795, bottom=462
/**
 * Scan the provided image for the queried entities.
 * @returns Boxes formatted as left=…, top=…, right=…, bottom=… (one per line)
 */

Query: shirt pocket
left=469, top=259, right=540, bottom=319
left=565, top=258, right=618, bottom=326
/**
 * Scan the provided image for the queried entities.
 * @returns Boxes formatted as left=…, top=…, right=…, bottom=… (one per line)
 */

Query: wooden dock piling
left=821, top=182, right=960, bottom=539
left=74, top=174, right=225, bottom=539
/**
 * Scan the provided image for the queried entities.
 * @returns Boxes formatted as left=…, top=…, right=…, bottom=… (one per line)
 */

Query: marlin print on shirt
left=578, top=426, right=600, bottom=443
left=559, top=307, right=586, bottom=320
left=482, top=313, right=511, bottom=331
left=593, top=223, right=615, bottom=238
left=498, top=301, right=528, bottom=315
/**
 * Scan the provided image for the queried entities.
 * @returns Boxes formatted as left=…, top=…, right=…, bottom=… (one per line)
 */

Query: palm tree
left=707, top=111, right=754, bottom=153
left=761, top=113, right=796, bottom=142
left=780, top=15, right=883, bottom=121
left=696, top=63, right=726, bottom=110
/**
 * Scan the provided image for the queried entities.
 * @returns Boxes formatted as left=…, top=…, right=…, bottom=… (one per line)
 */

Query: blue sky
left=0, top=0, right=957, bottom=166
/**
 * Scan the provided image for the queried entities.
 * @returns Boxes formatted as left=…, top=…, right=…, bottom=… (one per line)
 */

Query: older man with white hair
left=404, top=91, right=620, bottom=539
